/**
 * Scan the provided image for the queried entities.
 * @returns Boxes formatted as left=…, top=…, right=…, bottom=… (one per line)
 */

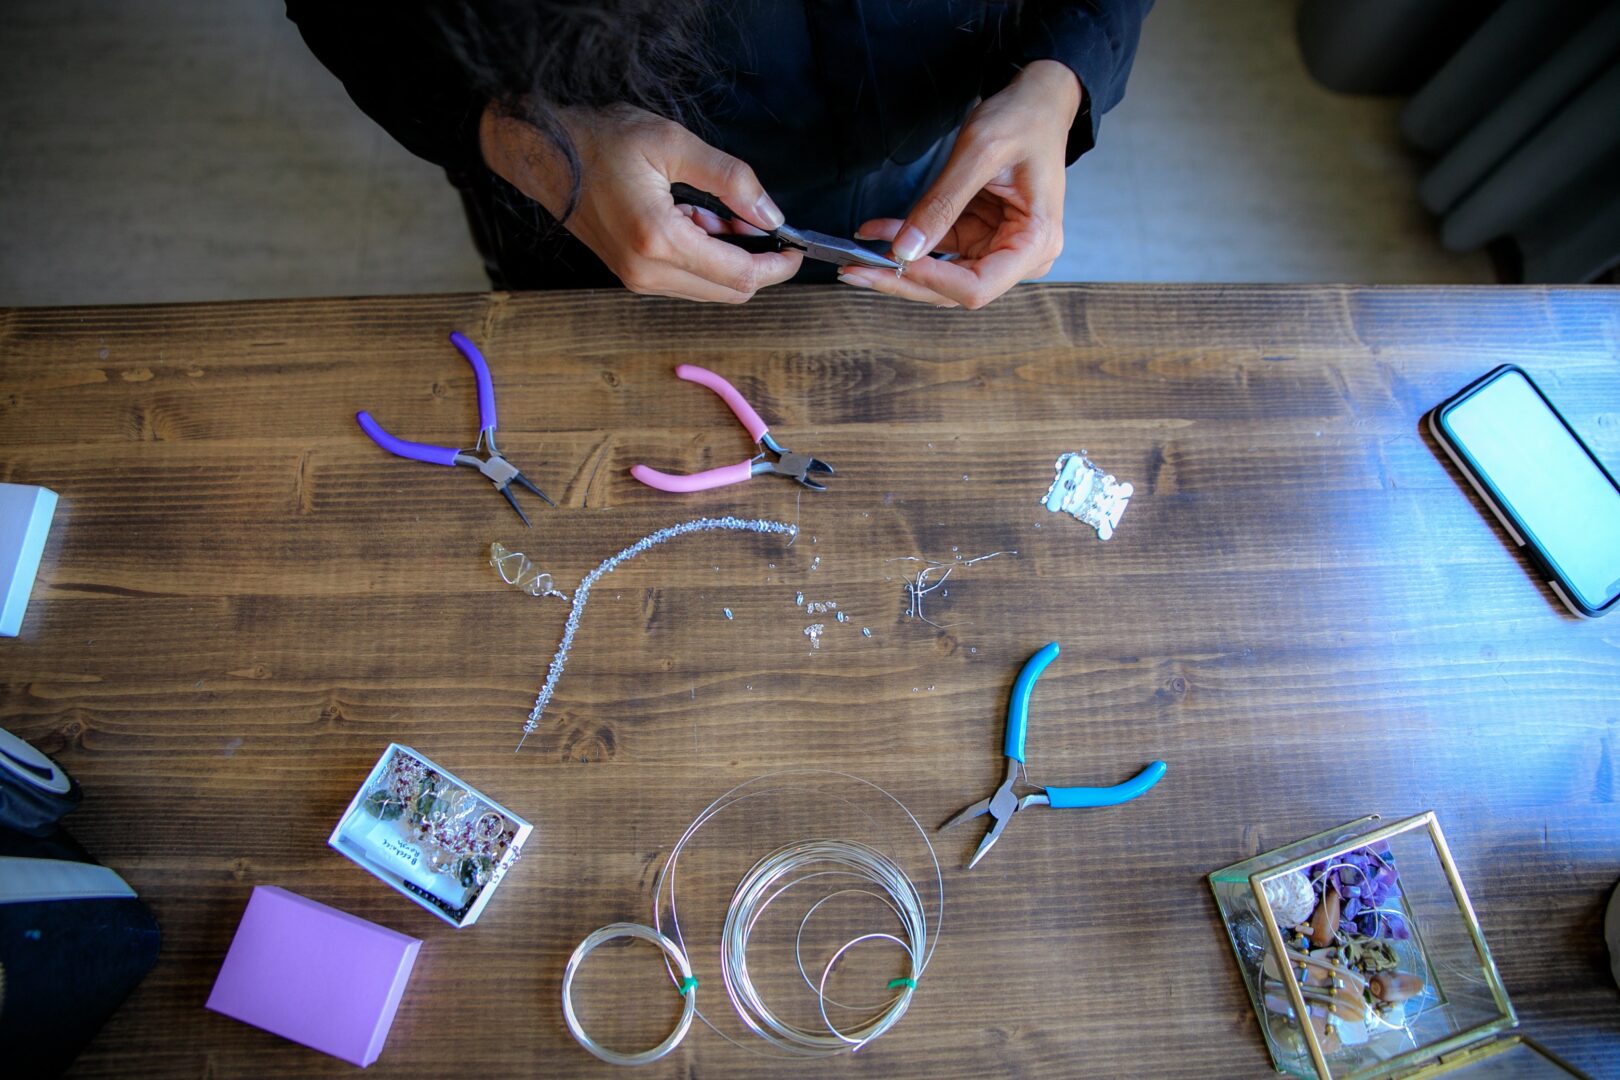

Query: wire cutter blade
left=755, top=440, right=835, bottom=491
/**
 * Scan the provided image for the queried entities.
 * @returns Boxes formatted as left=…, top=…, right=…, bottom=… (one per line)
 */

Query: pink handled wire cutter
left=630, top=365, right=835, bottom=493
left=355, top=331, right=555, bottom=526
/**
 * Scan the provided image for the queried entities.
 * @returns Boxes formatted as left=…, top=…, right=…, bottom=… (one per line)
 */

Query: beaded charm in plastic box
left=330, top=745, right=532, bottom=927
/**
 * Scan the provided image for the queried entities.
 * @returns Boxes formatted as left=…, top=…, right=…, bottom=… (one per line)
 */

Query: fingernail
left=754, top=195, right=785, bottom=230
left=853, top=228, right=876, bottom=241
left=892, top=225, right=928, bottom=262
left=837, top=270, right=873, bottom=289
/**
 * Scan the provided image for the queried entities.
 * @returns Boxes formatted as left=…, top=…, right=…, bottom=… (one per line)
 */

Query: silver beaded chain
left=518, top=516, right=797, bottom=749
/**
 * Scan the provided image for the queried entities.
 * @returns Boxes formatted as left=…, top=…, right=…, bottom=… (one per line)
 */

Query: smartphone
left=1429, top=365, right=1620, bottom=617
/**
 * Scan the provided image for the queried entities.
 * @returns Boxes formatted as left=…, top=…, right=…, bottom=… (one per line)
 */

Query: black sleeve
left=285, top=1, right=486, bottom=177
left=991, top=0, right=1154, bottom=164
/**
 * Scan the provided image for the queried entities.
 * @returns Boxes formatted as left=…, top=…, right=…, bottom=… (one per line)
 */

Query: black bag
left=0, top=727, right=81, bottom=835
left=0, top=727, right=161, bottom=1078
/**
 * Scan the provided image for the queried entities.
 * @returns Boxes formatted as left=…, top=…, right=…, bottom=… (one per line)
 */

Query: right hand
left=479, top=103, right=802, bottom=303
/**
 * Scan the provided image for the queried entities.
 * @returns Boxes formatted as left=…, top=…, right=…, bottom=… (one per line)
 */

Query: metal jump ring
left=562, top=922, right=696, bottom=1066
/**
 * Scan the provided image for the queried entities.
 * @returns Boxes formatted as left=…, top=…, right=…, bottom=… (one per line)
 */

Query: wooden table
left=3, top=285, right=1617, bottom=1078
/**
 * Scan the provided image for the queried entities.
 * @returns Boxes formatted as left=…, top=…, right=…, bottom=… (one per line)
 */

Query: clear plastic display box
left=1208, top=812, right=1586, bottom=1079
left=330, top=744, right=531, bottom=927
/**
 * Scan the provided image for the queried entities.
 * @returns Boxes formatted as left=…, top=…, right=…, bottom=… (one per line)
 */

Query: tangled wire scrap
left=891, top=551, right=1016, bottom=629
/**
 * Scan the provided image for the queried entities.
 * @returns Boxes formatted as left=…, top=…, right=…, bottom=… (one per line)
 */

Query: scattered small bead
left=723, top=608, right=733, bottom=620
left=862, top=627, right=871, bottom=637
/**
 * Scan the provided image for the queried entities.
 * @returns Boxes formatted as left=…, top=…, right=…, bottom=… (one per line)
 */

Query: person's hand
left=840, top=60, right=1083, bottom=309
left=479, top=103, right=803, bottom=302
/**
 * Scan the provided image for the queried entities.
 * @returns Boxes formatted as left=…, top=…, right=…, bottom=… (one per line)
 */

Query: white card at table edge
left=0, top=484, right=58, bottom=638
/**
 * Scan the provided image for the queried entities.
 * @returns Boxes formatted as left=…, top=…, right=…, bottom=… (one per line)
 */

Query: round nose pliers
left=941, top=641, right=1167, bottom=869
left=355, top=332, right=555, bottom=526
left=631, top=365, right=834, bottom=493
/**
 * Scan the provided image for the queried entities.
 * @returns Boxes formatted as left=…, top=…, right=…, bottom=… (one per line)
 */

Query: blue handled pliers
left=941, top=642, right=1167, bottom=869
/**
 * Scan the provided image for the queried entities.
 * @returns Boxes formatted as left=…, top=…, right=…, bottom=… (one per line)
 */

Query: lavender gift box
left=329, top=744, right=532, bottom=928
left=206, top=886, right=419, bottom=1067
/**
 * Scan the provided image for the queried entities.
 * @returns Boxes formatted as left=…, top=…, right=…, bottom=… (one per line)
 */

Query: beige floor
left=0, top=0, right=1491, bottom=308
left=1056, top=0, right=1494, bottom=283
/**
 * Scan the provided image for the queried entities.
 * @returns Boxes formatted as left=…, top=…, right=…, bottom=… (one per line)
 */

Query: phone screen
left=1442, top=368, right=1620, bottom=612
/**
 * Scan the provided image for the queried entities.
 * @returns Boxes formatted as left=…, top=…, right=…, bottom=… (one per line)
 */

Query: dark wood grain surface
left=2, top=284, right=1617, bottom=1078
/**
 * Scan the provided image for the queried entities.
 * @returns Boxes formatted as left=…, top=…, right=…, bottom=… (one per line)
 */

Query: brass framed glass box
left=1209, top=812, right=1586, bottom=1079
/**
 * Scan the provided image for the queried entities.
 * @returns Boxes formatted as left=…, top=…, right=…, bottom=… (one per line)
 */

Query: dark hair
left=437, top=0, right=714, bottom=219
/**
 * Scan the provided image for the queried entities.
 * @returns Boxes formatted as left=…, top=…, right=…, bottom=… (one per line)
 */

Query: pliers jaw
left=667, top=183, right=900, bottom=270
left=457, top=448, right=557, bottom=528
left=773, top=224, right=902, bottom=271
left=751, top=452, right=834, bottom=490
left=754, top=432, right=835, bottom=491
left=940, top=758, right=1024, bottom=868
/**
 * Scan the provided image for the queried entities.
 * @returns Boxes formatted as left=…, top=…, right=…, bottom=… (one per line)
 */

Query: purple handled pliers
left=355, top=332, right=555, bottom=526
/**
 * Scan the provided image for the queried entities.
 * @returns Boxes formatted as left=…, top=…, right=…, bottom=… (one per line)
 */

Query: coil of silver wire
left=561, top=922, right=697, bottom=1066
left=722, top=838, right=927, bottom=1054
left=654, top=771, right=942, bottom=1058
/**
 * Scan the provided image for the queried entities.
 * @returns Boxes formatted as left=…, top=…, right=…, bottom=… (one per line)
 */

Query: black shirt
left=287, top=1, right=1151, bottom=286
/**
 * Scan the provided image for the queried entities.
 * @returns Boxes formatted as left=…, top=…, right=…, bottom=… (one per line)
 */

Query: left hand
left=840, top=59, right=1082, bottom=309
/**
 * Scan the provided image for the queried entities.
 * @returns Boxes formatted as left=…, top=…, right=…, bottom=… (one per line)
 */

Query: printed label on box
left=349, top=817, right=465, bottom=907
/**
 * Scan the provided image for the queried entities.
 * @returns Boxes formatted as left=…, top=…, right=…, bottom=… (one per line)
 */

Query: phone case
left=1428, top=364, right=1620, bottom=618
